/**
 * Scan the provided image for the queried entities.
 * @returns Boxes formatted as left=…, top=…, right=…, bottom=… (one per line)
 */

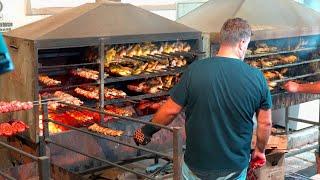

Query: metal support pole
left=99, top=39, right=105, bottom=123
left=285, top=107, right=290, bottom=134
left=318, top=100, right=320, bottom=153
left=40, top=103, right=49, bottom=156
left=173, top=127, right=183, bottom=180
left=316, top=100, right=320, bottom=174
left=154, top=155, right=159, bottom=164
left=38, top=156, right=50, bottom=180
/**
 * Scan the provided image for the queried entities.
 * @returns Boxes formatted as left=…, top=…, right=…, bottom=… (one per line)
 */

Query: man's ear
left=239, top=39, right=246, bottom=51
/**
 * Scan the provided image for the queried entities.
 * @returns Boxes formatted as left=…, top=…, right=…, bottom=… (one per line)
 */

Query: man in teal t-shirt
left=133, top=18, right=272, bottom=180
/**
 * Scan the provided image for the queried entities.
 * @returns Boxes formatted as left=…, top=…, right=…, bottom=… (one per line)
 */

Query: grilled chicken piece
left=246, top=49, right=253, bottom=56
left=163, top=76, right=174, bottom=89
left=183, top=42, right=191, bottom=52
left=264, top=71, right=284, bottom=80
left=106, top=48, right=117, bottom=63
left=132, top=63, right=148, bottom=75
left=260, top=60, right=274, bottom=67
left=254, top=43, right=278, bottom=54
left=145, top=61, right=159, bottom=72
left=249, top=60, right=261, bottom=68
left=109, top=64, right=132, bottom=77
left=268, top=81, right=277, bottom=91
left=39, top=75, right=61, bottom=86
left=162, top=42, right=175, bottom=54
left=254, top=47, right=278, bottom=54
left=279, top=55, right=297, bottom=64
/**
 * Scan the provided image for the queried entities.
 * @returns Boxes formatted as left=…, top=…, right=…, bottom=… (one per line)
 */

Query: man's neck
left=216, top=46, right=241, bottom=60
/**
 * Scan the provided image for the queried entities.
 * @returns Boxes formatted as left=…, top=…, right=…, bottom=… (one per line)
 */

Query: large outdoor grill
left=178, top=0, right=320, bottom=110
left=0, top=2, right=202, bottom=179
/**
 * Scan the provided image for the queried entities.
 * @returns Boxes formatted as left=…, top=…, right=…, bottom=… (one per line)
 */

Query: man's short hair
left=220, top=18, right=252, bottom=45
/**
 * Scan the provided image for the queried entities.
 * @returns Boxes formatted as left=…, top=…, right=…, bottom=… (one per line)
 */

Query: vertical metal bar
left=38, top=156, right=50, bottom=180
left=285, top=107, right=290, bottom=134
left=99, top=39, right=105, bottom=123
left=154, top=155, right=159, bottom=164
left=172, top=127, right=183, bottom=180
left=40, top=103, right=49, bottom=156
left=318, top=100, right=320, bottom=153
left=35, top=44, right=41, bottom=143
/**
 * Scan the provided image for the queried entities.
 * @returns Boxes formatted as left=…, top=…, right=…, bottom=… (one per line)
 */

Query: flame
left=39, top=115, right=63, bottom=134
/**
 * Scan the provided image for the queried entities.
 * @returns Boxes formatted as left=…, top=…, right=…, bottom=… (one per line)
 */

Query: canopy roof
left=5, top=2, right=199, bottom=48
left=177, top=0, right=320, bottom=41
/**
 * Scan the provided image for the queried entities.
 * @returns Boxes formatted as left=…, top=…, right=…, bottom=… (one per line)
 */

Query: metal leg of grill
left=318, top=100, right=320, bottom=153
left=317, top=99, right=320, bottom=174
left=99, top=40, right=105, bottom=123
left=173, top=127, right=182, bottom=180
left=285, top=107, right=290, bottom=134
left=40, top=103, right=50, bottom=157
left=38, top=156, right=50, bottom=180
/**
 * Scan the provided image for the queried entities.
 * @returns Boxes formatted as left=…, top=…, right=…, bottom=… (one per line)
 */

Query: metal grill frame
left=40, top=102, right=183, bottom=180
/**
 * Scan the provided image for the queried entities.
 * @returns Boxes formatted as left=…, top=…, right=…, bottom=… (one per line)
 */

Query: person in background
left=133, top=18, right=272, bottom=180
left=284, top=81, right=320, bottom=94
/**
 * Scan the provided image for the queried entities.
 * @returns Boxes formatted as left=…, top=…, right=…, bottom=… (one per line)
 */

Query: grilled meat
left=248, top=55, right=297, bottom=68
left=47, top=91, right=84, bottom=110
left=71, top=68, right=107, bottom=80
left=75, top=86, right=126, bottom=100
left=74, top=87, right=99, bottom=100
left=105, top=105, right=134, bottom=117
left=136, top=99, right=167, bottom=115
left=104, top=88, right=127, bottom=99
left=66, top=110, right=94, bottom=123
left=108, top=64, right=132, bottom=77
left=279, top=55, right=297, bottom=64
left=0, top=101, right=33, bottom=113
left=88, top=123, right=123, bottom=137
left=254, top=43, right=278, bottom=54
left=264, top=71, right=284, bottom=80
left=127, top=76, right=176, bottom=94
left=39, top=75, right=61, bottom=86
left=268, top=81, right=277, bottom=91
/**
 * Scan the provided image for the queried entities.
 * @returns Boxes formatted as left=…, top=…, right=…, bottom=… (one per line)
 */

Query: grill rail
left=41, top=102, right=183, bottom=180
left=0, top=141, right=50, bottom=180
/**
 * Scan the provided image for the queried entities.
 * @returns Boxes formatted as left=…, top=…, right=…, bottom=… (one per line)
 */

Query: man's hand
left=251, top=148, right=266, bottom=168
left=133, top=128, right=152, bottom=145
left=133, top=124, right=161, bottom=146
left=283, top=81, right=301, bottom=93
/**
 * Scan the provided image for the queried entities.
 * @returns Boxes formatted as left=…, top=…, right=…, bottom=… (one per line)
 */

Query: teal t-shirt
left=170, top=56, right=272, bottom=172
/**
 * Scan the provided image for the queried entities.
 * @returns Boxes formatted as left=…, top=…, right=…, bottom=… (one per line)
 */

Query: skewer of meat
left=0, top=101, right=33, bottom=113
left=39, top=75, right=61, bottom=86
left=88, top=123, right=123, bottom=137
left=74, top=87, right=99, bottom=100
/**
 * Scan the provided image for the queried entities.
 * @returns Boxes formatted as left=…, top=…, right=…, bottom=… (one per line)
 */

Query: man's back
left=170, top=57, right=272, bottom=172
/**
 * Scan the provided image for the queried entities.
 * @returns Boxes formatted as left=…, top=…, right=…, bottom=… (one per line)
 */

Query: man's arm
left=251, top=108, right=272, bottom=167
left=133, top=97, right=183, bottom=145
left=255, top=109, right=272, bottom=153
left=151, top=97, right=183, bottom=125
left=284, top=81, right=320, bottom=94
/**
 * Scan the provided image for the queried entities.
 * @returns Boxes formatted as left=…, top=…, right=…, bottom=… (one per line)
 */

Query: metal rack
left=0, top=141, right=50, bottom=180
left=246, top=47, right=317, bottom=58
left=40, top=102, right=183, bottom=180
left=260, top=58, right=320, bottom=71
